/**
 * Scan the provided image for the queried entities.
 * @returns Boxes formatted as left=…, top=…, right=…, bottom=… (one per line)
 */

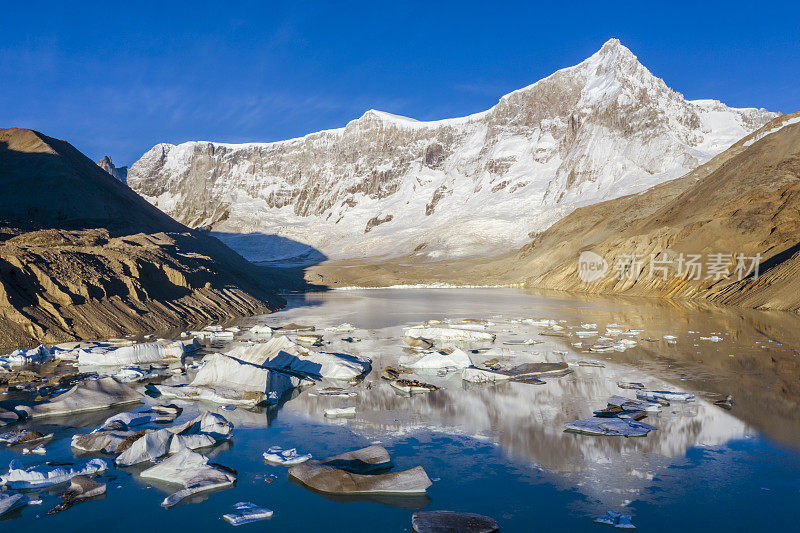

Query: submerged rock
left=412, top=510, right=499, bottom=533
left=17, top=377, right=142, bottom=418
left=48, top=475, right=106, bottom=514
left=0, top=458, right=108, bottom=489
left=140, top=448, right=237, bottom=508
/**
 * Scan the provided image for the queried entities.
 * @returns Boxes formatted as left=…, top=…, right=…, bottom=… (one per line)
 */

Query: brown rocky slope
left=0, top=128, right=284, bottom=350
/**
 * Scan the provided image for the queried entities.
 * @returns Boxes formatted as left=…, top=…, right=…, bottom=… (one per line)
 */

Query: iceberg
left=140, top=448, right=237, bottom=508
left=225, top=336, right=371, bottom=380
left=0, top=345, right=52, bottom=366
left=48, top=475, right=106, bottom=514
left=289, top=463, right=432, bottom=494
left=399, top=348, right=472, bottom=370
left=77, top=341, right=185, bottom=366
left=0, top=458, right=108, bottom=489
left=17, top=377, right=142, bottom=418
left=404, top=326, right=495, bottom=343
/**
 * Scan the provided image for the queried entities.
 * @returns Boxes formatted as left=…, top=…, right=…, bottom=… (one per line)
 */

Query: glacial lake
left=3, top=288, right=800, bottom=531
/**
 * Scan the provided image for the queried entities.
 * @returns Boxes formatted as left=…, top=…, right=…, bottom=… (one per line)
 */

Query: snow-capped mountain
left=128, top=39, right=776, bottom=263
left=97, top=155, right=128, bottom=183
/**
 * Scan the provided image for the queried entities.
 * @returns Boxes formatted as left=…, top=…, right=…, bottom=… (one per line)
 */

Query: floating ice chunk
left=663, top=335, right=677, bottom=340
left=30, top=445, right=46, bottom=455
left=226, top=336, right=371, bottom=380
left=581, top=323, right=597, bottom=329
left=308, top=387, right=357, bottom=398
left=0, top=492, right=28, bottom=517
left=77, top=341, right=184, bottom=366
left=461, top=367, right=510, bottom=383
left=315, top=445, right=393, bottom=474
left=412, top=510, right=499, bottom=533
left=99, top=411, right=159, bottom=430
left=607, top=395, right=662, bottom=412
left=595, top=510, right=636, bottom=529
left=699, top=336, right=723, bottom=342
left=117, top=412, right=233, bottom=465
left=523, top=319, right=559, bottom=328
left=637, top=390, right=695, bottom=403
left=325, top=323, right=356, bottom=333
left=116, top=429, right=173, bottom=466
left=140, top=448, right=236, bottom=508
left=0, top=407, right=19, bottom=427
left=71, top=429, right=138, bottom=454
left=404, top=327, right=495, bottom=343
left=390, top=379, right=438, bottom=393
left=263, top=446, right=312, bottom=465
left=17, top=377, right=142, bottom=418
left=113, top=367, right=149, bottom=382
left=0, top=458, right=108, bottom=489
left=48, top=475, right=107, bottom=514
left=250, top=324, right=273, bottom=335
left=564, top=418, right=656, bottom=437
left=402, top=336, right=434, bottom=350
left=289, top=463, right=432, bottom=494
left=501, top=339, right=541, bottom=345
left=0, top=429, right=51, bottom=446
left=575, top=330, right=599, bottom=337
left=149, top=384, right=265, bottom=407
left=0, top=345, right=52, bottom=366
left=324, top=407, right=356, bottom=418
left=223, top=502, right=274, bottom=525
left=399, top=348, right=473, bottom=370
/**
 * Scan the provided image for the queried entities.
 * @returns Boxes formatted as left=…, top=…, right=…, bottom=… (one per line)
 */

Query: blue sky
left=2, top=1, right=798, bottom=165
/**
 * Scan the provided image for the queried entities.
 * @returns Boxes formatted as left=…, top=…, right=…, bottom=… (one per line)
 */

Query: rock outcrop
left=0, top=128, right=284, bottom=350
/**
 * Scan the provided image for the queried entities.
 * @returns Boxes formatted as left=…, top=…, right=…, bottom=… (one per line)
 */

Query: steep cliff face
left=128, top=39, right=775, bottom=262
left=512, top=112, right=800, bottom=312
left=0, top=128, right=284, bottom=349
left=97, top=155, right=127, bottom=183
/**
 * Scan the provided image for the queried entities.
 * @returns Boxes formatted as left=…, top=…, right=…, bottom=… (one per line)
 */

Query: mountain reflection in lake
left=4, top=289, right=800, bottom=532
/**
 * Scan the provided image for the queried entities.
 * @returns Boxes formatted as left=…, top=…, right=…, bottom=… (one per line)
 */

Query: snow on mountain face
left=97, top=156, right=128, bottom=183
left=127, top=39, right=776, bottom=262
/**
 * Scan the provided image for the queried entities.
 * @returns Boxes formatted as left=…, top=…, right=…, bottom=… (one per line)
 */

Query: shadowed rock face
left=0, top=128, right=285, bottom=350
left=127, top=39, right=775, bottom=262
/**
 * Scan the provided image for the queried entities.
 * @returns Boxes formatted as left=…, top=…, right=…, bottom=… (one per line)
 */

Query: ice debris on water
left=0, top=458, right=108, bottom=489
left=223, top=502, right=274, bottom=526
left=0, top=492, right=29, bottom=517
left=324, top=407, right=356, bottom=418
left=263, top=446, right=312, bottom=465
left=637, top=390, right=695, bottom=403
left=595, top=510, right=636, bottom=529
left=564, top=418, right=656, bottom=437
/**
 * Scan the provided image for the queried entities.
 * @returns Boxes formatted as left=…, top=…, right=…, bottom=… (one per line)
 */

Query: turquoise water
left=3, top=289, right=800, bottom=531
